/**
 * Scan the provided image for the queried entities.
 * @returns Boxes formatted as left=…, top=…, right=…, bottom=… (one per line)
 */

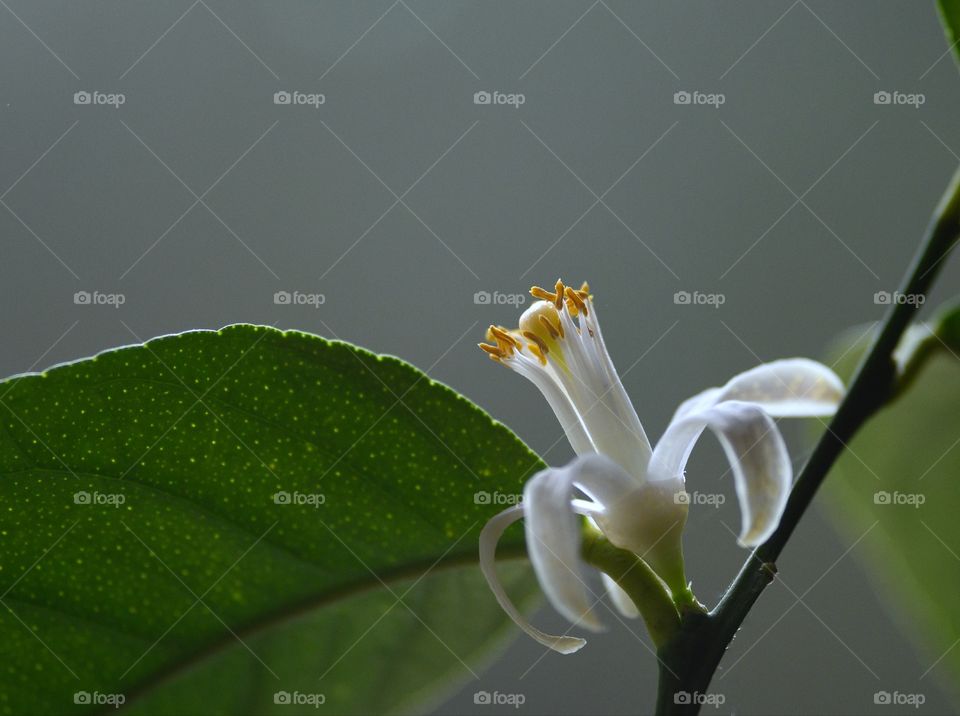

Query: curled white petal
left=673, top=358, right=844, bottom=421
left=523, top=454, right=640, bottom=631
left=479, top=505, right=586, bottom=654
left=649, top=401, right=791, bottom=546
left=601, top=572, right=640, bottom=618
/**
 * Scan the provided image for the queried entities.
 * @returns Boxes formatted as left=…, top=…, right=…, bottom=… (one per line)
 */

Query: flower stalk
left=653, top=164, right=960, bottom=715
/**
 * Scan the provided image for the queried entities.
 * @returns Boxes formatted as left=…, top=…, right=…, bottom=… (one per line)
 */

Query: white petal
left=555, top=301, right=652, bottom=478
left=601, top=573, right=640, bottom=618
left=479, top=505, right=586, bottom=654
left=503, top=352, right=596, bottom=455
left=673, top=359, right=844, bottom=421
left=650, top=401, right=791, bottom=546
left=523, top=454, right=639, bottom=630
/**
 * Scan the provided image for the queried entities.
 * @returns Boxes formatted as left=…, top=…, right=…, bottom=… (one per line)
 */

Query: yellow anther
left=526, top=342, right=547, bottom=365
left=488, top=325, right=520, bottom=350
left=522, top=330, right=550, bottom=357
left=478, top=342, right=505, bottom=359
left=530, top=285, right=556, bottom=302
left=538, top=314, right=561, bottom=339
left=553, top=280, right=566, bottom=309
left=565, top=286, right=588, bottom=316
left=579, top=281, right=590, bottom=295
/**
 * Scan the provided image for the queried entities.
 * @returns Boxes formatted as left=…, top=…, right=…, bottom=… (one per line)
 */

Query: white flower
left=478, top=280, right=844, bottom=653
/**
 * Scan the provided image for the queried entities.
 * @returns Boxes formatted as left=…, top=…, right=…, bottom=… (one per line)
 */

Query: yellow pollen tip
left=488, top=325, right=520, bottom=350
left=538, top=314, right=561, bottom=339
left=565, top=286, right=588, bottom=316
left=479, top=342, right=505, bottom=357
left=522, top=330, right=550, bottom=356
left=553, top=280, right=565, bottom=309
left=530, top=285, right=556, bottom=302
left=527, top=342, right=547, bottom=365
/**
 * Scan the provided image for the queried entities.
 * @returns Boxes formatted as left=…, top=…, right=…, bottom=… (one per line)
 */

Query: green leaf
left=938, top=0, right=960, bottom=67
left=0, top=325, right=543, bottom=715
left=822, top=319, right=960, bottom=702
left=894, top=298, right=960, bottom=398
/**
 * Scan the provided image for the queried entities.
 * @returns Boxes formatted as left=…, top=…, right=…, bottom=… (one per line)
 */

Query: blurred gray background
left=2, top=1, right=959, bottom=714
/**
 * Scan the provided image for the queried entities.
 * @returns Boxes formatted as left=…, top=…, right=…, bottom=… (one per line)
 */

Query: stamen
left=522, top=330, right=550, bottom=359
left=538, top=314, right=560, bottom=339
left=527, top=342, right=547, bottom=365
left=553, top=280, right=565, bottom=310
left=478, top=343, right=505, bottom=361
left=565, top=287, right=588, bottom=316
left=489, top=325, right=521, bottom=350
left=531, top=285, right=556, bottom=303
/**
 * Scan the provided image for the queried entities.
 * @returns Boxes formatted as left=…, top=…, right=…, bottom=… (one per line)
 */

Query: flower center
left=479, top=280, right=590, bottom=366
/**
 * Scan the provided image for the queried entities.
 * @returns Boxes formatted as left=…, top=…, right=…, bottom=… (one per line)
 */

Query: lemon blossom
left=478, top=280, right=844, bottom=653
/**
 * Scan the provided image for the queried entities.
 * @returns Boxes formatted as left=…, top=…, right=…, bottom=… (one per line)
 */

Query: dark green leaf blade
left=0, top=325, right=542, bottom=715
left=822, top=321, right=960, bottom=703
left=938, top=0, right=960, bottom=67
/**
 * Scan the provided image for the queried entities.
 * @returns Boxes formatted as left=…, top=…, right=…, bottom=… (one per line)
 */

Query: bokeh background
left=2, top=1, right=959, bottom=714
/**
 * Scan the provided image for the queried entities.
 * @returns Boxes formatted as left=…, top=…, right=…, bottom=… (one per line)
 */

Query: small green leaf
left=938, top=0, right=960, bottom=67
left=894, top=299, right=960, bottom=398
left=821, top=323, right=960, bottom=702
left=0, top=325, right=543, bottom=715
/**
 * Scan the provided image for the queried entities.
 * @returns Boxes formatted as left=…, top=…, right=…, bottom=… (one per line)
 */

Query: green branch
left=654, top=165, right=960, bottom=715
